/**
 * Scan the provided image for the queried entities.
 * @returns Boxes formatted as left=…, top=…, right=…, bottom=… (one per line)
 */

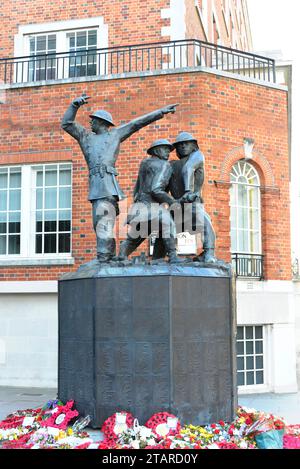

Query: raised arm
left=61, top=94, right=90, bottom=141
left=117, top=104, right=178, bottom=142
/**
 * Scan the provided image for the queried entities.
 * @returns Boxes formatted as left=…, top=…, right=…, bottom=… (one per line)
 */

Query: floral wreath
left=40, top=400, right=78, bottom=430
left=145, top=412, right=181, bottom=438
left=0, top=408, right=42, bottom=430
left=101, top=412, right=134, bottom=440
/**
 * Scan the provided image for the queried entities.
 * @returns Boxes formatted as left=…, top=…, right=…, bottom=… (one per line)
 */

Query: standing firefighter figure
left=61, top=94, right=177, bottom=262
left=118, top=139, right=183, bottom=263
left=153, top=131, right=216, bottom=263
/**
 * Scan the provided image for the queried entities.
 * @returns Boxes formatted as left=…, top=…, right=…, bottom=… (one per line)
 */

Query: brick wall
left=187, top=0, right=252, bottom=50
left=0, top=0, right=170, bottom=57
left=0, top=70, right=290, bottom=280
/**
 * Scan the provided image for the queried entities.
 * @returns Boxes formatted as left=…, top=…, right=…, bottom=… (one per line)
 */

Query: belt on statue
left=89, top=164, right=118, bottom=178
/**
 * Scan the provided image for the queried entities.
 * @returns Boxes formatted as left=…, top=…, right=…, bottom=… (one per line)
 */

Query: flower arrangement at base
left=101, top=411, right=135, bottom=441
left=145, top=412, right=181, bottom=438
left=117, top=419, right=158, bottom=449
left=40, top=400, right=79, bottom=430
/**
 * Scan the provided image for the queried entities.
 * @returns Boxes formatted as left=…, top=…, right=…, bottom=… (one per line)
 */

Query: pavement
left=1, top=386, right=300, bottom=428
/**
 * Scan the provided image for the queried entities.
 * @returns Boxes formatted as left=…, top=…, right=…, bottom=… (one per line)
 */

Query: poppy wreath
left=40, top=400, right=78, bottom=430
left=101, top=412, right=135, bottom=440
left=0, top=408, right=42, bottom=430
left=145, top=412, right=181, bottom=438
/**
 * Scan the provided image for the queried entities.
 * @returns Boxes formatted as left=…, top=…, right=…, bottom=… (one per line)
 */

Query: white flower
left=207, top=443, right=220, bottom=449
left=131, top=440, right=140, bottom=449
left=139, top=426, right=153, bottom=439
left=239, top=440, right=248, bottom=449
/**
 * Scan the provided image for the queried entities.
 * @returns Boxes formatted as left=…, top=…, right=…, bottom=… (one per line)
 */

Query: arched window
left=230, top=161, right=262, bottom=278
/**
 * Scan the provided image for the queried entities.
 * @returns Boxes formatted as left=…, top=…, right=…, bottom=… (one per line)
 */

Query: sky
left=247, top=0, right=300, bottom=258
left=247, top=0, right=298, bottom=59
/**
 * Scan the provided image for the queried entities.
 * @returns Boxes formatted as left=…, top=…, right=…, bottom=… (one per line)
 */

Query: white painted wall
left=237, top=279, right=298, bottom=394
left=0, top=293, right=58, bottom=387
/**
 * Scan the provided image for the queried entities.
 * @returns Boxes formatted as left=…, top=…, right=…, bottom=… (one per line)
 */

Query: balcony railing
left=0, top=39, right=276, bottom=85
left=231, top=253, right=264, bottom=280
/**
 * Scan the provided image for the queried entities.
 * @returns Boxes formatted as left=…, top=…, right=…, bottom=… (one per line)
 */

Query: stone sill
left=0, top=257, right=75, bottom=266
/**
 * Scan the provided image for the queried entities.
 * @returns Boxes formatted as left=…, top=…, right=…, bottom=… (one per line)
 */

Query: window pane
left=36, top=188, right=43, bottom=209
left=237, top=327, right=244, bottom=340
left=255, top=341, right=263, bottom=354
left=0, top=212, right=6, bottom=234
left=248, top=187, right=259, bottom=208
left=250, top=231, right=260, bottom=253
left=230, top=206, right=237, bottom=229
left=88, top=30, right=97, bottom=46
left=0, top=172, right=8, bottom=189
left=30, top=37, right=35, bottom=53
left=245, top=326, right=253, bottom=339
left=59, top=187, right=71, bottom=208
left=59, top=219, right=71, bottom=232
left=36, top=234, right=42, bottom=253
left=45, top=188, right=57, bottom=209
left=238, top=229, right=248, bottom=252
left=36, top=171, right=43, bottom=187
left=77, top=32, right=87, bottom=48
left=256, top=356, right=263, bottom=369
left=236, top=342, right=244, bottom=355
left=0, top=191, right=7, bottom=210
left=255, top=326, right=263, bottom=339
left=238, top=184, right=247, bottom=206
left=237, top=372, right=244, bottom=386
left=230, top=230, right=237, bottom=252
left=246, top=341, right=253, bottom=354
left=9, top=172, right=21, bottom=189
left=59, top=169, right=71, bottom=185
left=0, top=236, right=6, bottom=254
left=246, top=356, right=254, bottom=369
left=237, top=357, right=244, bottom=370
left=8, top=235, right=20, bottom=254
left=238, top=207, right=248, bottom=229
left=9, top=190, right=21, bottom=210
left=44, top=210, right=57, bottom=221
left=44, top=233, right=57, bottom=253
left=8, top=221, right=20, bottom=234
left=36, top=36, right=46, bottom=52
left=36, top=220, right=43, bottom=233
left=45, top=169, right=57, bottom=186
left=48, top=34, right=56, bottom=51
left=246, top=371, right=254, bottom=385
left=249, top=209, right=259, bottom=230
left=44, top=220, right=57, bottom=232
left=256, top=371, right=264, bottom=384
left=59, top=233, right=70, bottom=253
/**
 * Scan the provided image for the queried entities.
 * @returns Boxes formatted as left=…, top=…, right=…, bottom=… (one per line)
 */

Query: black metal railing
left=231, top=253, right=264, bottom=280
left=0, top=39, right=276, bottom=85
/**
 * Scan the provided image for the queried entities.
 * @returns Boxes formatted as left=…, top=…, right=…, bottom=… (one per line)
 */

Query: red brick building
left=0, top=1, right=297, bottom=396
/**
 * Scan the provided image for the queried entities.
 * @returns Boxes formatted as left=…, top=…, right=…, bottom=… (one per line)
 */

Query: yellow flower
left=67, top=428, right=73, bottom=436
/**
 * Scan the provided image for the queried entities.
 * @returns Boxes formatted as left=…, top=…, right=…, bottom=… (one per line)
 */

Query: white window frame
left=237, top=324, right=272, bottom=394
left=0, top=163, right=73, bottom=263
left=230, top=160, right=262, bottom=255
left=14, top=17, right=108, bottom=82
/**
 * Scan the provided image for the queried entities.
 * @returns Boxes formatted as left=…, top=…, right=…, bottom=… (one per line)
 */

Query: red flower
left=211, top=423, right=216, bottom=429
left=214, top=429, right=220, bottom=434
left=219, top=420, right=225, bottom=426
left=101, top=412, right=134, bottom=440
left=145, top=412, right=181, bottom=438
left=245, top=417, right=253, bottom=425
left=40, top=400, right=78, bottom=430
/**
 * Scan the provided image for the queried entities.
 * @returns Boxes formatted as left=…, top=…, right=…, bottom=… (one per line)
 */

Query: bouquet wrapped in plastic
left=244, top=417, right=285, bottom=449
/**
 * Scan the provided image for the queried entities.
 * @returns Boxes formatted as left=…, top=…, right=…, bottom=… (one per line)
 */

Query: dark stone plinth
left=58, top=263, right=236, bottom=428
